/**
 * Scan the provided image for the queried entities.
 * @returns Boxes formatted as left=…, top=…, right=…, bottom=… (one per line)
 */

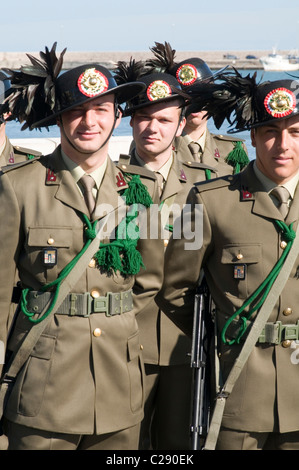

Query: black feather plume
left=2, top=42, right=66, bottom=130
left=145, top=41, right=177, bottom=74
left=185, top=69, right=262, bottom=130
left=114, top=57, right=146, bottom=85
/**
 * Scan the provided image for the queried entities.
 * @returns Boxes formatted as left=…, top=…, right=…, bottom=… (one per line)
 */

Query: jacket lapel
left=45, top=147, right=88, bottom=216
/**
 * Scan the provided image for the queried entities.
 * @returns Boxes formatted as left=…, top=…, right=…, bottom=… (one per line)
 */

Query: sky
left=1, top=0, right=299, bottom=53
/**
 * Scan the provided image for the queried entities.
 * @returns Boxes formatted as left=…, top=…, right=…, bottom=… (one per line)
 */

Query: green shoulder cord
left=20, top=174, right=152, bottom=324
left=221, top=221, right=296, bottom=345
left=225, top=141, right=250, bottom=174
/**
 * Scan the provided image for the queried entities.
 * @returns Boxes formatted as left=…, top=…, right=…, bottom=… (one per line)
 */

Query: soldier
left=0, top=71, right=41, bottom=167
left=0, top=44, right=164, bottom=450
left=146, top=42, right=249, bottom=176
left=114, top=60, right=219, bottom=449
left=157, top=75, right=299, bottom=450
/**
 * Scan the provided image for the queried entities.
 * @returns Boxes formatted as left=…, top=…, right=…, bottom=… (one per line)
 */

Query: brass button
left=88, top=258, right=96, bottom=268
left=164, top=239, right=169, bottom=247
left=236, top=253, right=243, bottom=260
left=121, top=164, right=127, bottom=169
left=93, top=328, right=102, bottom=337
left=283, top=307, right=293, bottom=316
left=282, top=339, right=292, bottom=348
left=90, top=289, right=100, bottom=298
left=47, top=237, right=55, bottom=245
left=280, top=241, right=287, bottom=249
left=140, top=344, right=143, bottom=350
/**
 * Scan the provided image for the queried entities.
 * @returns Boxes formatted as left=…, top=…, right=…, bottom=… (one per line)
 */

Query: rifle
left=190, top=278, right=212, bottom=450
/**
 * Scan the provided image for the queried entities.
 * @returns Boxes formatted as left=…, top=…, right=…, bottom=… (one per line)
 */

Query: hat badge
left=264, top=87, right=296, bottom=118
left=147, top=80, right=172, bottom=101
left=176, top=63, right=198, bottom=86
left=77, top=68, right=109, bottom=97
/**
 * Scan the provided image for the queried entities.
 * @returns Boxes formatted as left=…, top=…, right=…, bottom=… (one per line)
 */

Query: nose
left=82, top=109, right=96, bottom=127
left=278, top=129, right=290, bottom=151
left=147, top=118, right=158, bottom=133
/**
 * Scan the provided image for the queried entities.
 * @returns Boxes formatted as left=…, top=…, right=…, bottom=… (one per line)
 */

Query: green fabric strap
left=20, top=173, right=152, bottom=323
left=221, top=221, right=296, bottom=345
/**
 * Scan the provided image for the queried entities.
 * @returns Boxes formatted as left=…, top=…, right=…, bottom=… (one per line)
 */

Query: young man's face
left=251, top=114, right=299, bottom=184
left=130, top=100, right=185, bottom=162
left=58, top=94, right=120, bottom=157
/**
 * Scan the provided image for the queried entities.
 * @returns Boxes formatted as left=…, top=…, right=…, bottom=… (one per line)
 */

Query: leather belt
left=26, top=289, right=133, bottom=317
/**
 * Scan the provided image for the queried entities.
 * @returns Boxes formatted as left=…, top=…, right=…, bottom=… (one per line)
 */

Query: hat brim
left=31, top=82, right=146, bottom=129
left=123, top=94, right=185, bottom=117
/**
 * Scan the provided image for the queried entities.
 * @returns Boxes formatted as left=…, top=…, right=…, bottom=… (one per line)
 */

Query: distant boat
left=260, top=49, right=299, bottom=71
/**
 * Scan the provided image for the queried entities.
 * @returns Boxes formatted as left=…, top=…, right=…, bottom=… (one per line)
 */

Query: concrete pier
left=0, top=50, right=286, bottom=70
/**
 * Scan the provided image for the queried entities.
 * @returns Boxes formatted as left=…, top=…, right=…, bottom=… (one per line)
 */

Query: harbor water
left=5, top=70, right=299, bottom=161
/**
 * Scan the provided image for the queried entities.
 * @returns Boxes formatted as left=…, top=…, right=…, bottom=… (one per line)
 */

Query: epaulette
left=116, top=161, right=156, bottom=181
left=117, top=153, right=131, bottom=165
left=0, top=157, right=40, bottom=173
left=13, top=145, right=42, bottom=158
left=211, top=133, right=245, bottom=143
left=182, top=160, right=217, bottom=173
left=194, top=173, right=238, bottom=193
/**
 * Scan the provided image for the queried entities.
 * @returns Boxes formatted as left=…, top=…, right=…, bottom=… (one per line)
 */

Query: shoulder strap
left=204, top=220, right=299, bottom=450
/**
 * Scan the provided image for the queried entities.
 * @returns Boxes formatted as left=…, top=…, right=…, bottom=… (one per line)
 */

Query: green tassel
left=123, top=174, right=153, bottom=207
left=225, top=141, right=250, bottom=174
left=94, top=243, right=123, bottom=274
left=121, top=243, right=145, bottom=275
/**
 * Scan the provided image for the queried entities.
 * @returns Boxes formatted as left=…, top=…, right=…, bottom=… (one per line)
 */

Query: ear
left=114, top=107, right=122, bottom=129
left=251, top=128, right=256, bottom=148
left=176, top=116, right=186, bottom=137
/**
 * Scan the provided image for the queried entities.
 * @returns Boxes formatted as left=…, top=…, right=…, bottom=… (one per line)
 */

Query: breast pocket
left=221, top=243, right=263, bottom=299
left=27, top=227, right=73, bottom=283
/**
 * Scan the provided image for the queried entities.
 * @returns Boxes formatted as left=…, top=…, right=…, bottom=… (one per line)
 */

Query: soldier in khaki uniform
left=145, top=43, right=249, bottom=175
left=157, top=76, right=299, bottom=450
left=114, top=62, right=219, bottom=449
left=0, top=71, right=41, bottom=167
left=0, top=45, right=164, bottom=450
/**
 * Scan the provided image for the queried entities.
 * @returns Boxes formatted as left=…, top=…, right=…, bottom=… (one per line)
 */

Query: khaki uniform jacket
left=173, top=129, right=248, bottom=176
left=157, top=161, right=299, bottom=433
left=0, top=147, right=164, bottom=435
left=119, top=151, right=218, bottom=366
left=0, top=137, right=41, bottom=167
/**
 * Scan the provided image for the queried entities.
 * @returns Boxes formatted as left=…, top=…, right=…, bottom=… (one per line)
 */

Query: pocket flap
left=28, top=227, right=72, bottom=248
left=221, top=243, right=262, bottom=264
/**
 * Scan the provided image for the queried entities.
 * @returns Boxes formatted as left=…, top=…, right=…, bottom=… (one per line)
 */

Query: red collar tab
left=46, top=168, right=56, bottom=182
left=241, top=189, right=253, bottom=201
left=180, top=169, right=187, bottom=181
left=116, top=172, right=127, bottom=188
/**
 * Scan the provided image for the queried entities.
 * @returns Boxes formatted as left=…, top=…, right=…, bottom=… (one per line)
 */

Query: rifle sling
left=204, top=220, right=299, bottom=450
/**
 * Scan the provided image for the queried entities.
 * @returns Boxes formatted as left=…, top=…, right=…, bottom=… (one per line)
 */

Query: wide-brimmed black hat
left=33, top=63, right=146, bottom=128
left=114, top=57, right=186, bottom=116
left=170, top=57, right=227, bottom=89
left=0, top=70, right=11, bottom=104
left=123, top=72, right=185, bottom=116
left=3, top=43, right=145, bottom=130
left=181, top=70, right=299, bottom=132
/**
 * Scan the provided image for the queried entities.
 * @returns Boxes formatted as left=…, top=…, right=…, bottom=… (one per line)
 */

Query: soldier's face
left=251, top=115, right=299, bottom=184
left=58, top=94, right=121, bottom=156
left=130, top=100, right=185, bottom=162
